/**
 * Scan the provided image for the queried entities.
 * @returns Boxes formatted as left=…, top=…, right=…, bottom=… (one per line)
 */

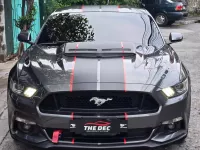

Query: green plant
left=45, top=0, right=140, bottom=17
left=42, top=0, right=141, bottom=24
left=15, top=5, right=37, bottom=30
left=55, top=0, right=140, bottom=6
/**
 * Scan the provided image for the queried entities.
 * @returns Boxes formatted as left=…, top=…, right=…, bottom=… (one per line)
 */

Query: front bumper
left=12, top=130, right=187, bottom=149
left=166, top=12, right=186, bottom=21
left=7, top=89, right=191, bottom=149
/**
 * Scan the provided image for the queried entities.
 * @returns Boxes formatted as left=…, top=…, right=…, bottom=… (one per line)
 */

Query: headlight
left=10, top=79, right=37, bottom=98
left=162, top=87, right=175, bottom=97
left=10, top=79, right=24, bottom=94
left=23, top=87, right=37, bottom=98
left=174, top=78, right=188, bottom=94
left=162, top=78, right=188, bottom=98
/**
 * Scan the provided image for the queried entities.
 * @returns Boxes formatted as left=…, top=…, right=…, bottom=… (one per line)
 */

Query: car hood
left=18, top=42, right=185, bottom=92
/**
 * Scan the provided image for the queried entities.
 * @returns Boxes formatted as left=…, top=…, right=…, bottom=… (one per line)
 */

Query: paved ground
left=176, top=16, right=200, bottom=25
left=0, top=22, right=200, bottom=150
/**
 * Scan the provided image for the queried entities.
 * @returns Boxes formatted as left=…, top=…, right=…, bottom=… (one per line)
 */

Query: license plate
left=70, top=119, right=127, bottom=136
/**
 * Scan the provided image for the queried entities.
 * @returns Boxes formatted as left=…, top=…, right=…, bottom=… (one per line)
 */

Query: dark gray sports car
left=7, top=5, right=191, bottom=149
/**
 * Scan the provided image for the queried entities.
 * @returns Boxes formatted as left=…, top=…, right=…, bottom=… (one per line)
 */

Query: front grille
left=39, top=91, right=159, bottom=114
left=45, top=128, right=153, bottom=143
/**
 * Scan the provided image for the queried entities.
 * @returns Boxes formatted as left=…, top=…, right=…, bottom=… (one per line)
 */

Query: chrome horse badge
left=90, top=97, right=113, bottom=106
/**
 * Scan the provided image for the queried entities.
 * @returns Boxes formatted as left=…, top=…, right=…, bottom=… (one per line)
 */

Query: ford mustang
left=7, top=5, right=191, bottom=149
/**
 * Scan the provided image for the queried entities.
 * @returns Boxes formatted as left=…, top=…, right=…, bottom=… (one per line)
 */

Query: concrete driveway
left=0, top=23, right=200, bottom=150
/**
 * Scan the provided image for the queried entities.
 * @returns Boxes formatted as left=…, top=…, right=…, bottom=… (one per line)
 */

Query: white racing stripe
left=97, top=60, right=101, bottom=91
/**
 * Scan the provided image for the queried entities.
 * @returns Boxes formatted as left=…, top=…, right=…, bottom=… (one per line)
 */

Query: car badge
left=90, top=97, right=113, bottom=106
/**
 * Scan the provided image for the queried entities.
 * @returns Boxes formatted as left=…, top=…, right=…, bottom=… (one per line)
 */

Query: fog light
left=15, top=117, right=37, bottom=134
left=162, top=117, right=183, bottom=125
left=23, top=124, right=31, bottom=130
left=15, top=117, right=36, bottom=125
left=17, top=122, right=34, bottom=134
left=168, top=123, right=175, bottom=130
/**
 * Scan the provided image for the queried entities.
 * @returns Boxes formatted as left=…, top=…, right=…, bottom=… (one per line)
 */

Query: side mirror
left=169, top=32, right=183, bottom=43
left=17, top=31, right=33, bottom=44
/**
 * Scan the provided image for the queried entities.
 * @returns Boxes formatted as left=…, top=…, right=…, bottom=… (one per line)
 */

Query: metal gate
left=11, top=0, right=41, bottom=53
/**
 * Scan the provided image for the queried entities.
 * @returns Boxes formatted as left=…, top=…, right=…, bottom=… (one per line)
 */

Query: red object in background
left=175, top=4, right=183, bottom=11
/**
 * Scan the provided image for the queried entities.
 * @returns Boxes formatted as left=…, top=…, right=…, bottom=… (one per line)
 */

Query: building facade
left=188, top=0, right=200, bottom=12
left=0, top=0, right=6, bottom=62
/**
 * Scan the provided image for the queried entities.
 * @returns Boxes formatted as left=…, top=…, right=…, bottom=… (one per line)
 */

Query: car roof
left=51, top=5, right=150, bottom=16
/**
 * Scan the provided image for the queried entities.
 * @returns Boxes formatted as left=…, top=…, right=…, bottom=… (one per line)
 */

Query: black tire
left=155, top=13, right=168, bottom=27
left=167, top=21, right=175, bottom=25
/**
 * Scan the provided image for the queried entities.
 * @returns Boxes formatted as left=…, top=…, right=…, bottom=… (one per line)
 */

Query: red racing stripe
left=75, top=43, right=79, bottom=50
left=81, top=5, right=84, bottom=12
left=124, top=112, right=128, bottom=120
left=70, top=112, right=74, bottom=120
left=117, top=5, right=120, bottom=12
left=69, top=56, right=76, bottom=92
left=69, top=43, right=79, bottom=92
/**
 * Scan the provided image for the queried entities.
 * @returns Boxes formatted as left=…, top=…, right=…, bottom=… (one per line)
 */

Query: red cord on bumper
left=52, top=130, right=62, bottom=143
left=72, top=138, right=75, bottom=144
left=124, top=138, right=127, bottom=144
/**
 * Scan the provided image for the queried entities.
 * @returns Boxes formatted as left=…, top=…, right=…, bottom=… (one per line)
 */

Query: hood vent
left=102, top=48, right=131, bottom=51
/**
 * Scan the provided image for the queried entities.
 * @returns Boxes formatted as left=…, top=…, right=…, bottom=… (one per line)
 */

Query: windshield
left=37, top=12, right=164, bottom=49
left=170, top=0, right=187, bottom=4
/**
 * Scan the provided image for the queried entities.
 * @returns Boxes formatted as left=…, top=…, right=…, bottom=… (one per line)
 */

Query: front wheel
left=155, top=13, right=168, bottom=27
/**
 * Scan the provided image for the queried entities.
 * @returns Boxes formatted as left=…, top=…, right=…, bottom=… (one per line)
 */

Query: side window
left=149, top=20, right=165, bottom=49
left=140, top=14, right=165, bottom=50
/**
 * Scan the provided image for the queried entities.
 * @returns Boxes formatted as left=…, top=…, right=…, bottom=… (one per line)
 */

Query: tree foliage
left=43, top=13, right=94, bottom=42
left=15, top=5, right=36, bottom=30
left=45, top=0, right=140, bottom=18
left=56, top=0, right=140, bottom=5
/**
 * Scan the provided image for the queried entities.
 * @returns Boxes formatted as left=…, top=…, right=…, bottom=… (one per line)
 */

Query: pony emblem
left=90, top=97, right=113, bottom=106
